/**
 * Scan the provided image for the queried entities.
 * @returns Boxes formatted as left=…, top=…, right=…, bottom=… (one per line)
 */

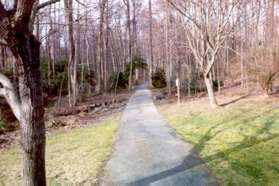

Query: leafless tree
left=167, top=0, right=239, bottom=108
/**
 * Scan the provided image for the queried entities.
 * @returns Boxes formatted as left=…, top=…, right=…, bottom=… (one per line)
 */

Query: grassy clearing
left=158, top=95, right=279, bottom=185
left=0, top=118, right=119, bottom=185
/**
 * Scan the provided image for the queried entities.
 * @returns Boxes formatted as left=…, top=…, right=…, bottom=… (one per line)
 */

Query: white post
left=176, top=78, right=180, bottom=105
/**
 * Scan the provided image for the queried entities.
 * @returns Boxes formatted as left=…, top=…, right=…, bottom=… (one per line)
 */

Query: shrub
left=41, top=58, right=96, bottom=95
left=110, top=72, right=129, bottom=90
left=124, top=55, right=147, bottom=76
left=152, top=68, right=167, bottom=88
left=251, top=44, right=279, bottom=96
left=186, top=80, right=206, bottom=93
left=110, top=55, right=147, bottom=90
left=258, top=72, right=277, bottom=96
left=41, top=59, right=68, bottom=96
left=212, top=80, right=224, bottom=91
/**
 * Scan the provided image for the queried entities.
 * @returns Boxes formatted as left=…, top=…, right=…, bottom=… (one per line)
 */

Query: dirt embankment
left=0, top=91, right=132, bottom=149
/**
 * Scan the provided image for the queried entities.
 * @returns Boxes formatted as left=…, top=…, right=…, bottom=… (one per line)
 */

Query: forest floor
left=156, top=87, right=279, bottom=185
left=0, top=91, right=131, bottom=149
left=0, top=91, right=132, bottom=185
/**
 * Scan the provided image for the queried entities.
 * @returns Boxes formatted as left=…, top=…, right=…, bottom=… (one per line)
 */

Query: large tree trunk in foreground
left=0, top=1, right=46, bottom=185
left=11, top=34, right=46, bottom=186
left=204, top=74, right=218, bottom=109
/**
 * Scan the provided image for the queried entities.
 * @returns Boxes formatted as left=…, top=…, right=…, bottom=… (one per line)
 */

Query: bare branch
left=122, top=0, right=128, bottom=7
left=40, top=29, right=58, bottom=41
left=75, top=0, right=87, bottom=7
left=14, top=0, right=36, bottom=30
left=37, top=0, right=61, bottom=11
left=166, top=0, right=187, bottom=18
left=166, top=0, right=202, bottom=30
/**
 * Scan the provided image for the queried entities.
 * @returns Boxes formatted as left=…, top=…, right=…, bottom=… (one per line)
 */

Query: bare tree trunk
left=204, top=73, right=218, bottom=108
left=124, top=0, right=133, bottom=90
left=75, top=2, right=81, bottom=96
left=165, top=2, right=171, bottom=95
left=240, top=41, right=245, bottom=89
left=97, top=0, right=107, bottom=93
left=176, top=77, right=180, bottom=105
left=64, top=0, right=77, bottom=106
left=217, top=60, right=221, bottom=94
left=148, top=0, right=153, bottom=86
left=103, top=2, right=109, bottom=92
left=1, top=47, right=6, bottom=69
left=10, top=34, right=46, bottom=186
left=49, top=4, right=56, bottom=81
left=84, top=3, right=91, bottom=82
left=0, top=2, right=46, bottom=185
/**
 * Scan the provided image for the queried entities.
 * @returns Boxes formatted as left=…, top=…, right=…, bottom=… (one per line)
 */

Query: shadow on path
left=102, top=84, right=219, bottom=186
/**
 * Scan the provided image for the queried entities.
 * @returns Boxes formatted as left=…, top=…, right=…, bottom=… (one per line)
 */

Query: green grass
left=0, top=118, right=119, bottom=185
left=159, top=96, right=279, bottom=185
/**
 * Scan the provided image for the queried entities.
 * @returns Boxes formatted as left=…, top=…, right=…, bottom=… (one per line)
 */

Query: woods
left=2, top=0, right=278, bottom=108
left=0, top=0, right=279, bottom=185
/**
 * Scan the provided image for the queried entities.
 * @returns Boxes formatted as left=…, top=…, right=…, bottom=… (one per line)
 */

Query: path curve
left=102, top=84, right=219, bottom=186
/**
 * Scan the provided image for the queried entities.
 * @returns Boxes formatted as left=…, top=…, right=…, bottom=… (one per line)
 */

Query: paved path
left=102, top=84, right=219, bottom=186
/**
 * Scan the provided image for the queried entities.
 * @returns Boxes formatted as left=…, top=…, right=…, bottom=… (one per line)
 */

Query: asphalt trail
left=102, top=84, right=219, bottom=186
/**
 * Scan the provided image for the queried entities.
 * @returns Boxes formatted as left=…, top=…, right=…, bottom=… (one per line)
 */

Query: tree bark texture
left=0, top=2, right=46, bottom=185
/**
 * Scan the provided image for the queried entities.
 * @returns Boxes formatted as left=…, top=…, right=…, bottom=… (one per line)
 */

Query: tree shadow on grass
left=220, top=95, right=249, bottom=107
left=194, top=109, right=278, bottom=183
left=193, top=107, right=259, bottom=152
left=194, top=107, right=277, bottom=155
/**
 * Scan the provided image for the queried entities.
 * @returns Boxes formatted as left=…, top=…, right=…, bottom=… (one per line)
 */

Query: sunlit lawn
left=0, top=118, right=119, bottom=185
left=158, top=95, right=279, bottom=185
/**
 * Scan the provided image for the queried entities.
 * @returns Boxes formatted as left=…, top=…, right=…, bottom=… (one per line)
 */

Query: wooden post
left=176, top=77, right=180, bottom=105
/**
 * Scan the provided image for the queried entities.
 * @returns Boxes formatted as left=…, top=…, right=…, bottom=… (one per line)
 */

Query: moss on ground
left=158, top=96, right=279, bottom=185
left=0, top=118, right=119, bottom=185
